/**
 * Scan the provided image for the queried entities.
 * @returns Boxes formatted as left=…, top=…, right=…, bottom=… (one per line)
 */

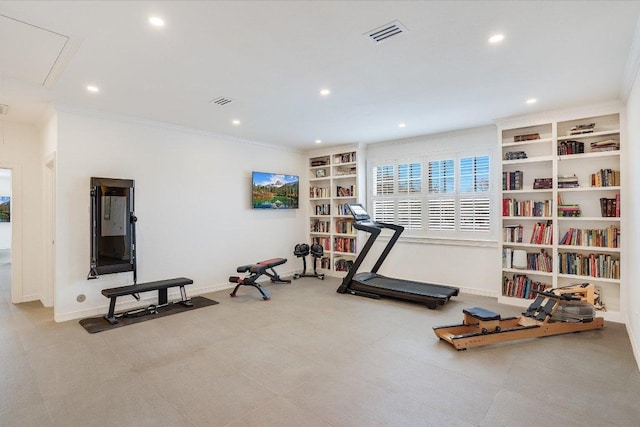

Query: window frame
left=368, top=150, right=494, bottom=241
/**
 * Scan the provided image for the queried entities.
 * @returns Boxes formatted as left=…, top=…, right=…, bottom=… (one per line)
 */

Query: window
left=372, top=164, right=395, bottom=223
left=427, top=159, right=455, bottom=231
left=459, top=156, right=490, bottom=232
left=372, top=162, right=423, bottom=230
left=369, top=154, right=492, bottom=239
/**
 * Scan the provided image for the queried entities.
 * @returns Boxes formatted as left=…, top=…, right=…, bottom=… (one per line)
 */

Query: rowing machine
left=433, top=285, right=604, bottom=350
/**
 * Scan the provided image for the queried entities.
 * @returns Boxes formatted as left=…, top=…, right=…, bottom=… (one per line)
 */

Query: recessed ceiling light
left=398, top=123, right=406, bottom=128
left=488, top=34, right=504, bottom=44
left=315, top=139, right=322, bottom=144
left=526, top=98, right=537, bottom=104
left=149, top=16, right=165, bottom=27
left=319, top=89, right=331, bottom=96
left=86, top=85, right=99, bottom=93
left=232, top=119, right=241, bottom=125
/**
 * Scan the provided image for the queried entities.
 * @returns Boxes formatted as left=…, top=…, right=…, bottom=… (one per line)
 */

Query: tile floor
left=1, top=263, right=639, bottom=426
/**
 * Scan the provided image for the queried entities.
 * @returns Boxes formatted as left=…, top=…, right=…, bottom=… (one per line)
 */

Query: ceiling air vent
left=0, top=104, right=8, bottom=115
left=364, top=20, right=408, bottom=44
left=210, top=96, right=233, bottom=106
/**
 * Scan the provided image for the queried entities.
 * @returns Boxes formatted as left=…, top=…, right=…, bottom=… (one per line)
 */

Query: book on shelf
left=530, top=221, right=553, bottom=245
left=335, top=218, right=355, bottom=234
left=333, top=237, right=356, bottom=253
left=557, top=205, right=581, bottom=217
left=557, top=140, right=584, bottom=155
left=311, top=159, right=328, bottom=167
left=558, top=252, right=620, bottom=279
left=503, top=224, right=523, bottom=243
left=310, top=219, right=331, bottom=233
left=533, top=178, right=553, bottom=189
left=334, top=152, right=356, bottom=164
left=334, top=257, right=354, bottom=272
left=312, top=236, right=331, bottom=251
left=503, top=198, right=552, bottom=217
left=502, top=171, right=523, bottom=190
left=336, top=185, right=355, bottom=197
left=504, top=151, right=528, bottom=160
left=513, top=133, right=540, bottom=142
left=591, top=169, right=620, bottom=187
left=336, top=204, right=353, bottom=215
left=557, top=175, right=579, bottom=188
left=568, top=123, right=595, bottom=135
left=590, top=139, right=619, bottom=152
left=526, top=249, right=552, bottom=272
left=502, top=274, right=549, bottom=299
left=559, top=226, right=619, bottom=248
left=334, top=166, right=357, bottom=176
left=310, top=187, right=330, bottom=198
left=599, top=195, right=620, bottom=217
left=313, top=204, right=331, bottom=215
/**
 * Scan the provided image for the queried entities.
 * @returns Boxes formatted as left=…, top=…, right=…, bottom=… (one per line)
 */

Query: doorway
left=0, top=168, right=12, bottom=305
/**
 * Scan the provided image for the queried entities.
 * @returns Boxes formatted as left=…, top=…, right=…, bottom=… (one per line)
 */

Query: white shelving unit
left=497, top=107, right=624, bottom=322
left=308, top=146, right=363, bottom=277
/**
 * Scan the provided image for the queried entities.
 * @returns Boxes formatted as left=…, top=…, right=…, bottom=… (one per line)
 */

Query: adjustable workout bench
left=229, top=258, right=290, bottom=300
left=101, top=277, right=194, bottom=324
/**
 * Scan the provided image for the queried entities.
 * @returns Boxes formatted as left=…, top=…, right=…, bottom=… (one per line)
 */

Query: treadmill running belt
left=358, top=274, right=457, bottom=299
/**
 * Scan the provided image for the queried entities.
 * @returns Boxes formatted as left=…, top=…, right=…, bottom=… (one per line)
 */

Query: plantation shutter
left=459, top=198, right=490, bottom=231
left=396, top=162, right=422, bottom=230
left=398, top=199, right=422, bottom=230
left=427, top=159, right=454, bottom=231
left=428, top=159, right=454, bottom=193
left=398, top=162, right=422, bottom=194
left=373, top=200, right=395, bottom=223
left=459, top=156, right=490, bottom=232
left=427, top=198, right=455, bottom=231
left=373, top=165, right=394, bottom=195
left=460, top=156, right=490, bottom=192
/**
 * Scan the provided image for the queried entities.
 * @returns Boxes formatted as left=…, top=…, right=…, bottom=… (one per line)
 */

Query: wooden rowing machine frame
left=433, top=285, right=604, bottom=351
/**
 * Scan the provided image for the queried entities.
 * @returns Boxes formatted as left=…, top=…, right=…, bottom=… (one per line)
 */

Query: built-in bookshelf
left=308, top=146, right=362, bottom=276
left=497, top=106, right=624, bottom=322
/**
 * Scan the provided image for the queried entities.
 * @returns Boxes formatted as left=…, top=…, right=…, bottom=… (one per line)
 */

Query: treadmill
left=337, top=203, right=459, bottom=309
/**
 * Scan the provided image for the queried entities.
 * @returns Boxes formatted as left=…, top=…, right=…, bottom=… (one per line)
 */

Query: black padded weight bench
left=229, top=258, right=290, bottom=300
left=101, top=277, right=194, bottom=324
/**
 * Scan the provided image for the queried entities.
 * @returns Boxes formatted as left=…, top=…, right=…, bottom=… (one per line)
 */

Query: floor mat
left=79, top=296, right=219, bottom=333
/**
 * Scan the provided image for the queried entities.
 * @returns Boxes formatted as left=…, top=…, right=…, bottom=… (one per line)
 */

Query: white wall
left=626, top=71, right=640, bottom=366
left=0, top=173, right=11, bottom=249
left=41, top=110, right=58, bottom=307
left=363, top=125, right=499, bottom=295
left=0, top=121, right=45, bottom=302
left=54, top=109, right=307, bottom=321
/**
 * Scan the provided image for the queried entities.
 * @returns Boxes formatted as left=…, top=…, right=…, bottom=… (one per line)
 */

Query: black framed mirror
left=88, top=177, right=137, bottom=281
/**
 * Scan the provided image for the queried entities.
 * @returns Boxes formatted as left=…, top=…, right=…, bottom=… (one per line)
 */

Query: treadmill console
left=347, top=203, right=371, bottom=222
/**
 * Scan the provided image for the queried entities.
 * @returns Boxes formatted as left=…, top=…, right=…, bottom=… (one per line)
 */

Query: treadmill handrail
left=338, top=219, right=404, bottom=293
left=368, top=221, right=404, bottom=274
left=337, top=222, right=381, bottom=293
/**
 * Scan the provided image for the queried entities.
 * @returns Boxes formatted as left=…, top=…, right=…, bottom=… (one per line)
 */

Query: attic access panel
left=88, top=177, right=136, bottom=279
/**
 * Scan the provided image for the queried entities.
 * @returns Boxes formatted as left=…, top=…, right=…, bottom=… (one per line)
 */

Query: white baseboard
left=458, top=286, right=499, bottom=298
left=627, top=318, right=640, bottom=372
left=54, top=281, right=235, bottom=323
left=19, top=294, right=44, bottom=304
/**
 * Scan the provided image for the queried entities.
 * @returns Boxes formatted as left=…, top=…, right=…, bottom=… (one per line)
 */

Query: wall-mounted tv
left=0, top=196, right=10, bottom=222
left=252, top=171, right=299, bottom=209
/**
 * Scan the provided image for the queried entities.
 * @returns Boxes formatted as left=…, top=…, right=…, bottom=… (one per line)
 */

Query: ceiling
left=1, top=1, right=639, bottom=149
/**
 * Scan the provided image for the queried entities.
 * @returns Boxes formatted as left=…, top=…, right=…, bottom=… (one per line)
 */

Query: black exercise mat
left=79, top=296, right=219, bottom=334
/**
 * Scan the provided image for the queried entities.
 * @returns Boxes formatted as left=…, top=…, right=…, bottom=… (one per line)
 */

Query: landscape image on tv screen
left=0, top=196, right=10, bottom=222
left=252, top=172, right=299, bottom=209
